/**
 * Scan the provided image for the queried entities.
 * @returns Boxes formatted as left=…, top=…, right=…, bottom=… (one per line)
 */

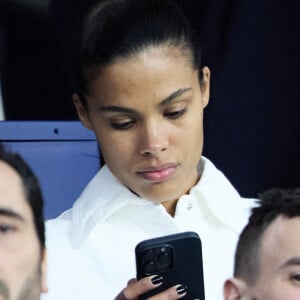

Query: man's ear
left=223, top=278, right=249, bottom=300
left=200, top=66, right=210, bottom=109
left=73, top=93, right=93, bottom=130
left=41, top=249, right=48, bottom=293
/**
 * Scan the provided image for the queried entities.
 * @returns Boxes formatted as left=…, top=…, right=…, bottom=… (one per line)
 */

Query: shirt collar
left=71, top=165, right=146, bottom=246
left=71, top=157, right=254, bottom=246
left=190, top=157, right=254, bottom=234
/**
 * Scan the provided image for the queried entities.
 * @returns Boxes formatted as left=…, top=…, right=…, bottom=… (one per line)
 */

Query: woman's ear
left=200, top=66, right=210, bottom=108
left=223, top=278, right=250, bottom=300
left=73, top=93, right=93, bottom=130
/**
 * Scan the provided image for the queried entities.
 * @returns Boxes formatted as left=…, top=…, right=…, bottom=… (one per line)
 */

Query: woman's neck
left=162, top=199, right=179, bottom=217
left=162, top=158, right=204, bottom=217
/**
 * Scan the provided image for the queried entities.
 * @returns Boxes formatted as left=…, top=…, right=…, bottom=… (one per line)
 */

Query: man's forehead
left=0, top=160, right=30, bottom=219
left=263, top=216, right=300, bottom=242
left=270, top=215, right=300, bottom=232
left=260, top=216, right=300, bottom=265
left=0, top=160, right=21, bottom=184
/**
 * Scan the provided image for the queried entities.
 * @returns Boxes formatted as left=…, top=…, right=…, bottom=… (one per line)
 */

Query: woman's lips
left=137, top=164, right=177, bottom=182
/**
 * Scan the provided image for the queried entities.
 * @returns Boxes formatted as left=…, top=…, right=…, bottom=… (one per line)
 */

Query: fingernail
left=151, top=275, right=163, bottom=285
left=176, top=285, right=188, bottom=295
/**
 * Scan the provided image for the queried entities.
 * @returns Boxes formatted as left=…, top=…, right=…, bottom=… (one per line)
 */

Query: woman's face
left=74, top=47, right=210, bottom=210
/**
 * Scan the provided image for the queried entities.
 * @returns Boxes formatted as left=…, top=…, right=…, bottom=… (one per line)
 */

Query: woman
left=43, top=0, right=255, bottom=299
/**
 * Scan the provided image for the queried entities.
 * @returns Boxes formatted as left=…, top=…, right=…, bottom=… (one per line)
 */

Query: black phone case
left=135, top=231, right=205, bottom=300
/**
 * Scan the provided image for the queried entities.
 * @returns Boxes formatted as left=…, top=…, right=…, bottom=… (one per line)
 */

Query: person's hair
left=234, top=188, right=300, bottom=285
left=0, top=143, right=45, bottom=248
left=73, top=0, right=203, bottom=102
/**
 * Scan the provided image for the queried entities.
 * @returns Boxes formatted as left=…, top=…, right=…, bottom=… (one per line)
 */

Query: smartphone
left=135, top=231, right=205, bottom=300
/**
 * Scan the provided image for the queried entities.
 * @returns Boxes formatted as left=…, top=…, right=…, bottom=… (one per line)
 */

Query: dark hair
left=74, top=0, right=203, bottom=100
left=0, top=143, right=45, bottom=248
left=234, top=188, right=300, bottom=285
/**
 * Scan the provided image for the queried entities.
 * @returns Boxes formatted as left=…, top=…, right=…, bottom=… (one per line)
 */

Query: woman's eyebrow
left=159, top=87, right=192, bottom=106
left=98, top=87, right=192, bottom=113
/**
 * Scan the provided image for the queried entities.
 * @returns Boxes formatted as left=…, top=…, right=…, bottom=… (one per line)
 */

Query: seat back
left=0, top=121, right=100, bottom=219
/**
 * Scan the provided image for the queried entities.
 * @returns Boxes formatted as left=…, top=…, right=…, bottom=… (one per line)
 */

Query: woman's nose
left=139, top=123, right=169, bottom=156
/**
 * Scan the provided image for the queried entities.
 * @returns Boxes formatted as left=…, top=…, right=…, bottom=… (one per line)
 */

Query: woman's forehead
left=88, top=49, right=198, bottom=104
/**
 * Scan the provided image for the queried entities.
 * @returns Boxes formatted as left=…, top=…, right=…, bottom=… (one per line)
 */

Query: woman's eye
left=164, top=108, right=186, bottom=119
left=111, top=120, right=135, bottom=130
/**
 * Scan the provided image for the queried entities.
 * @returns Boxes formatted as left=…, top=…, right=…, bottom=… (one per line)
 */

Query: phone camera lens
left=141, top=250, right=157, bottom=274
left=158, top=248, right=172, bottom=269
left=143, top=260, right=156, bottom=274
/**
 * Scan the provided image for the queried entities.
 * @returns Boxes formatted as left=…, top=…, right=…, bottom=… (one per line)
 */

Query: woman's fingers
left=147, top=284, right=188, bottom=300
left=115, top=276, right=190, bottom=300
left=115, top=275, right=163, bottom=300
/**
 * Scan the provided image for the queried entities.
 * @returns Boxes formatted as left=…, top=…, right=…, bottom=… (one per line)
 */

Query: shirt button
left=187, top=203, right=193, bottom=211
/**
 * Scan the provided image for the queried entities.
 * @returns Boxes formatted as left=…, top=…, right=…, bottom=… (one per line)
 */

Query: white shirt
left=42, top=157, right=256, bottom=300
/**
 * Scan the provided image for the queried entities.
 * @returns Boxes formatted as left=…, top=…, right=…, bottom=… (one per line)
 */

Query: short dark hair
left=234, top=188, right=300, bottom=285
left=0, top=143, right=45, bottom=248
left=73, top=0, right=203, bottom=99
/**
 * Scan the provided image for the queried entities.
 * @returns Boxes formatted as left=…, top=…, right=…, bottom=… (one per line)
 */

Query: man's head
left=224, top=188, right=300, bottom=300
left=0, top=144, right=47, bottom=300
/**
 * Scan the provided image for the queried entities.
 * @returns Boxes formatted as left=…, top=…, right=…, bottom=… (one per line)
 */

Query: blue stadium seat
left=0, top=121, right=100, bottom=219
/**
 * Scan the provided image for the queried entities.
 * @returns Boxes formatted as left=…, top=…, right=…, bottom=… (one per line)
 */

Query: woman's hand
left=115, top=275, right=188, bottom=300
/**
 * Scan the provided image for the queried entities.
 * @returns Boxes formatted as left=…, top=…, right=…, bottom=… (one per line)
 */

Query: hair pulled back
left=74, top=0, right=203, bottom=98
